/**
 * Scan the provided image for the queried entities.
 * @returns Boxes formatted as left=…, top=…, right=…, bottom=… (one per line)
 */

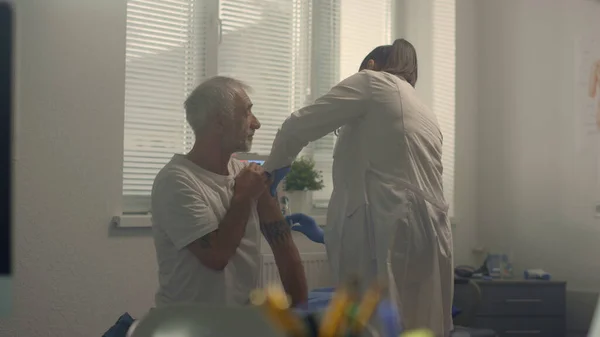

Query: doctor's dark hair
left=381, top=38, right=418, bottom=87
left=358, top=45, right=392, bottom=71
left=334, top=45, right=393, bottom=137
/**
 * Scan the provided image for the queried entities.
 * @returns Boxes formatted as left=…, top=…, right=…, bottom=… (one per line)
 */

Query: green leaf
left=283, top=157, right=325, bottom=192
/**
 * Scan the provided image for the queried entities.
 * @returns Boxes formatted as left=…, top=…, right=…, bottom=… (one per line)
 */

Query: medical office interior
left=3, top=0, right=600, bottom=336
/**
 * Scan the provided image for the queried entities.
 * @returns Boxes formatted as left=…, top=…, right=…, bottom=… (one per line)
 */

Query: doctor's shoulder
left=336, top=70, right=390, bottom=98
left=359, top=70, right=409, bottom=98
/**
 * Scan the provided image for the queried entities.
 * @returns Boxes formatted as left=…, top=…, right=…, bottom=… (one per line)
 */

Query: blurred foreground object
left=129, top=280, right=399, bottom=337
left=128, top=304, right=285, bottom=337
left=400, top=329, right=435, bottom=337
left=256, top=279, right=399, bottom=337
left=251, top=285, right=307, bottom=337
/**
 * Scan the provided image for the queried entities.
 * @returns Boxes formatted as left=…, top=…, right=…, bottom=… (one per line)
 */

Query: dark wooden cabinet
left=455, top=280, right=567, bottom=337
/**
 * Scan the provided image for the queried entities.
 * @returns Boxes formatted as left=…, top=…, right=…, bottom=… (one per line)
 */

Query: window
left=122, top=0, right=455, bottom=216
left=123, top=0, right=393, bottom=213
left=432, top=0, right=456, bottom=217
left=123, top=0, right=206, bottom=212
left=311, top=0, right=393, bottom=207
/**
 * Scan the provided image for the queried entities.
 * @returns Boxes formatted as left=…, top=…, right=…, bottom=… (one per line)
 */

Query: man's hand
left=185, top=165, right=266, bottom=271
left=234, top=163, right=268, bottom=201
left=267, top=166, right=291, bottom=196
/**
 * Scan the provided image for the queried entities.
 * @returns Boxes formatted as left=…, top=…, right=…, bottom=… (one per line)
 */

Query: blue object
left=296, top=289, right=462, bottom=330
left=267, top=166, right=291, bottom=197
left=293, top=290, right=331, bottom=314
left=295, top=290, right=333, bottom=314
left=103, top=313, right=135, bottom=337
left=524, top=269, right=551, bottom=280
left=286, top=213, right=324, bottom=244
left=295, top=290, right=404, bottom=336
left=311, top=287, right=335, bottom=293
left=377, top=299, right=403, bottom=337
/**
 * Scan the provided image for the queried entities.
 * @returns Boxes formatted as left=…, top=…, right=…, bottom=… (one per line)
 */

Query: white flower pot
left=286, top=190, right=312, bottom=214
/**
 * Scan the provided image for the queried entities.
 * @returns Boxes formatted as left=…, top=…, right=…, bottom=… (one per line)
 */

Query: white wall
left=0, top=2, right=323, bottom=336
left=452, top=0, right=480, bottom=267
left=473, top=0, right=600, bottom=333
left=401, top=0, right=600, bottom=333
left=0, top=1, right=156, bottom=336
left=476, top=0, right=600, bottom=290
left=396, top=0, right=480, bottom=266
left=13, top=0, right=600, bottom=335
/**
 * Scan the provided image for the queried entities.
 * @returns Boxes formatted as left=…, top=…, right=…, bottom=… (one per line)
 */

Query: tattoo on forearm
left=260, top=220, right=292, bottom=246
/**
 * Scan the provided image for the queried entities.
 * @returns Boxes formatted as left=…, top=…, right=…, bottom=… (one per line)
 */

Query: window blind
left=310, top=0, right=340, bottom=207
left=121, top=0, right=415, bottom=214
left=218, top=0, right=312, bottom=156
left=432, top=0, right=456, bottom=217
left=311, top=0, right=393, bottom=207
left=123, top=0, right=206, bottom=212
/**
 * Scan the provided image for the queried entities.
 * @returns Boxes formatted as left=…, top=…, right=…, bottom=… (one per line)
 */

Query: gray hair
left=184, top=76, right=251, bottom=133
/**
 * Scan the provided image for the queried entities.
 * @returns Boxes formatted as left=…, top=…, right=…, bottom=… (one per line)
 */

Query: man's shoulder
left=153, top=157, right=203, bottom=195
left=156, top=157, right=194, bottom=181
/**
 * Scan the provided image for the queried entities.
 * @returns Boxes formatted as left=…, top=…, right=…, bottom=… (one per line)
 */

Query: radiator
left=259, top=252, right=333, bottom=291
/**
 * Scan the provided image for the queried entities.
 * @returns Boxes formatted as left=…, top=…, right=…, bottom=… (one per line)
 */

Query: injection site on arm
left=257, top=192, right=308, bottom=305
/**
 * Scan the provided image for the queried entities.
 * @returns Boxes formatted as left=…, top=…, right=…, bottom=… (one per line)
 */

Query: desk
left=457, top=280, right=566, bottom=337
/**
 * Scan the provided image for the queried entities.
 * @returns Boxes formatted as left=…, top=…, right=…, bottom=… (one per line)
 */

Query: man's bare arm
left=186, top=196, right=252, bottom=271
left=258, top=194, right=308, bottom=306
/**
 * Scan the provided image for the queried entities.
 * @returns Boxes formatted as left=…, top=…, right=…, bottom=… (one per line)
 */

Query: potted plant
left=283, top=157, right=325, bottom=214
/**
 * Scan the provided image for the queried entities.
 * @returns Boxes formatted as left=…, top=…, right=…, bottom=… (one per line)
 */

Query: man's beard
left=223, top=134, right=252, bottom=153
left=235, top=138, right=252, bottom=153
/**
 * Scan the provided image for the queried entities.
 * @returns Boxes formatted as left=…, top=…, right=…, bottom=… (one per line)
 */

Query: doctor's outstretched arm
left=262, top=71, right=373, bottom=172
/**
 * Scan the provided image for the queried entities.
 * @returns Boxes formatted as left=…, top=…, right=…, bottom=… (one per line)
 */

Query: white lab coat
left=263, top=70, right=454, bottom=337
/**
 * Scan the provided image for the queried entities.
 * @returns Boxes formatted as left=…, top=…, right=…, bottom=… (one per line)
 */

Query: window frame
left=122, top=0, right=219, bottom=215
left=120, top=0, right=455, bottom=226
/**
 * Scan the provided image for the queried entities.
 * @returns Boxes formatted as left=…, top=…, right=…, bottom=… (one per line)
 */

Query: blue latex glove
left=285, top=213, right=324, bottom=244
left=266, top=166, right=291, bottom=197
left=377, top=299, right=403, bottom=337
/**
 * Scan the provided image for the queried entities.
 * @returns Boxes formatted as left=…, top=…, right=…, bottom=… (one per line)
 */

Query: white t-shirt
left=151, top=154, right=261, bottom=307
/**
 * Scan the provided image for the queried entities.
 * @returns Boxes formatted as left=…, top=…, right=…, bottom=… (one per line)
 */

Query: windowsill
left=112, top=210, right=328, bottom=229
left=113, top=213, right=455, bottom=229
left=114, top=209, right=455, bottom=229
left=111, top=214, right=153, bottom=228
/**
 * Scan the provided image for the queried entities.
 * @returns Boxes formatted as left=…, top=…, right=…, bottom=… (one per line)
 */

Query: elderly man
left=151, top=76, right=308, bottom=307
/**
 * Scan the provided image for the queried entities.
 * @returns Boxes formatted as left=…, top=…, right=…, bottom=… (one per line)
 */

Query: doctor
left=263, top=39, right=453, bottom=336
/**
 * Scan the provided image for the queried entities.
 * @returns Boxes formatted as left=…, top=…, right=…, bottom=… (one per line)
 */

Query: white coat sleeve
left=263, top=71, right=373, bottom=172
